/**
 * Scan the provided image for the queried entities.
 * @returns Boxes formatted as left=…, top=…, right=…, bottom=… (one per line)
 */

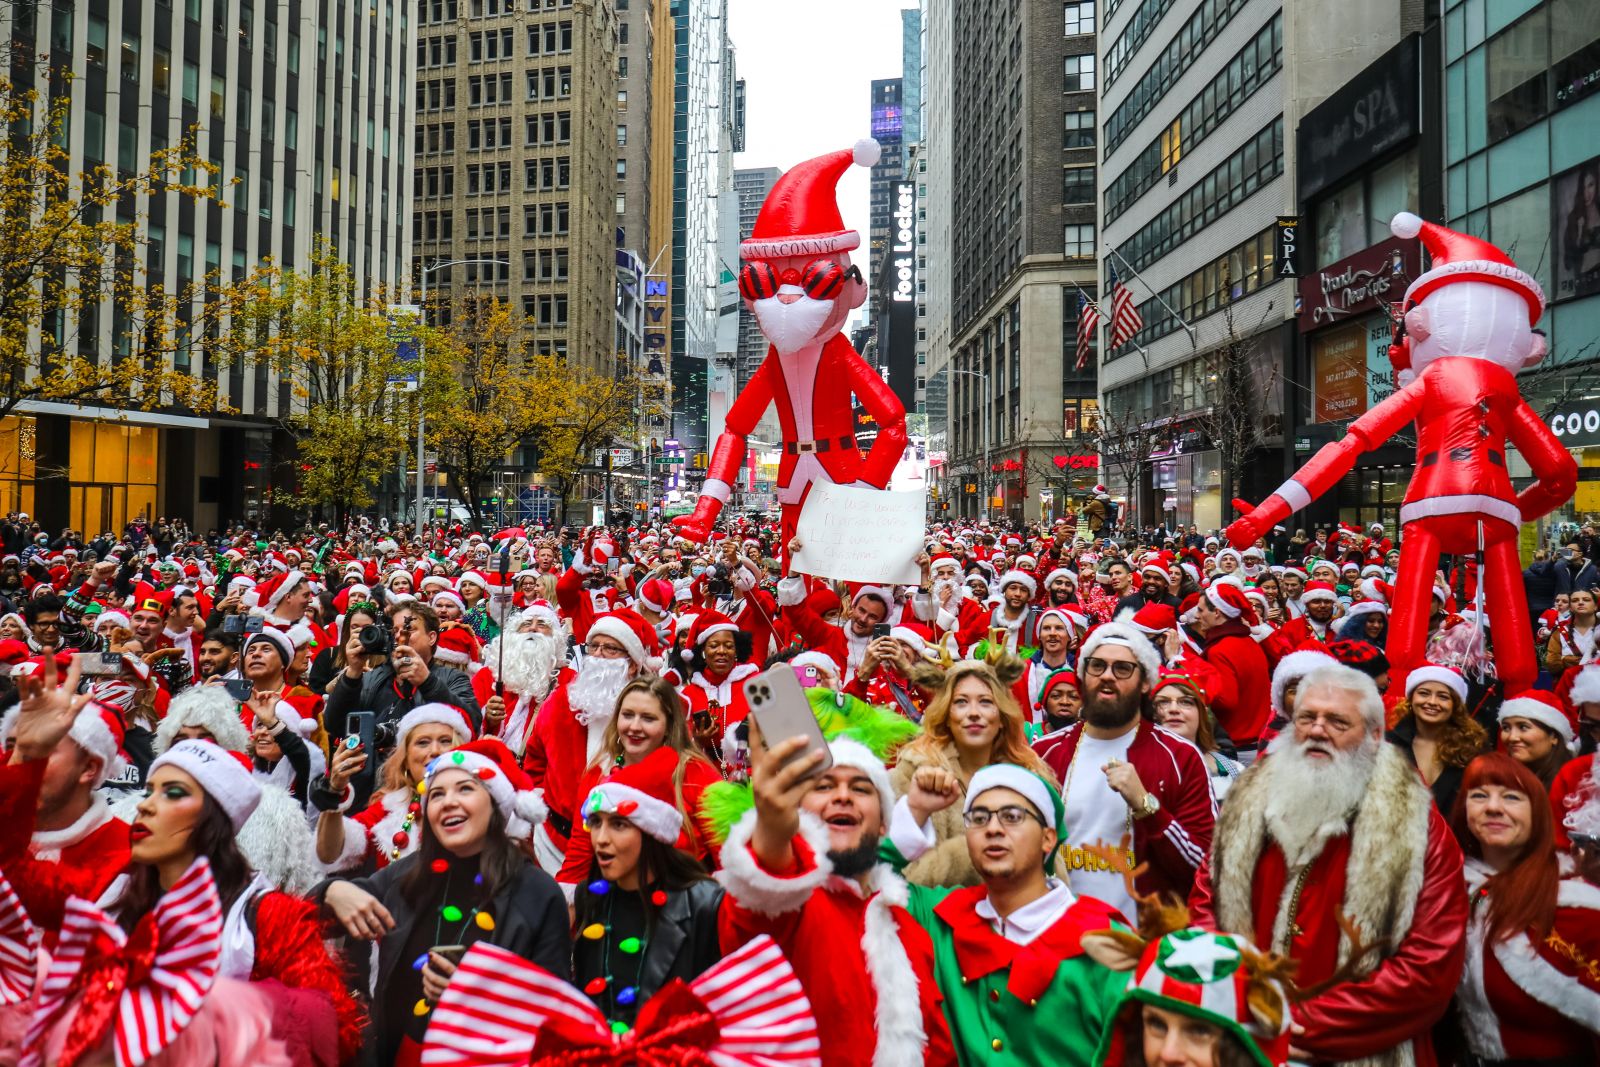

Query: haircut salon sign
left=1296, top=238, right=1421, bottom=333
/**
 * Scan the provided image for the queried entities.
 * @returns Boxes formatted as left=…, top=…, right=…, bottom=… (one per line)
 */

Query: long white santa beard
left=1260, top=730, right=1379, bottom=867
left=488, top=631, right=561, bottom=702
left=752, top=293, right=835, bottom=355
left=568, top=657, right=631, bottom=727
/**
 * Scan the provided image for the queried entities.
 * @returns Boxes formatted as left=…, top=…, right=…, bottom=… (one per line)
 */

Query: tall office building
left=937, top=0, right=1097, bottom=522
left=0, top=0, right=412, bottom=530
left=732, top=167, right=780, bottom=392
left=1097, top=0, right=1421, bottom=529
left=867, top=78, right=905, bottom=303
left=921, top=0, right=954, bottom=499
left=412, top=0, right=616, bottom=382
left=900, top=8, right=922, bottom=164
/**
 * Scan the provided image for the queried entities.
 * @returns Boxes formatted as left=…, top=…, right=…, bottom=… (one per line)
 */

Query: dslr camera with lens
left=706, top=562, right=733, bottom=597
left=358, top=622, right=393, bottom=658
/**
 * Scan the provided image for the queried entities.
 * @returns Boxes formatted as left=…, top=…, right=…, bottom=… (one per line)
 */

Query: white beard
left=933, top=577, right=964, bottom=603
left=1259, top=730, right=1379, bottom=867
left=752, top=293, right=835, bottom=355
left=487, top=631, right=561, bottom=703
left=567, top=657, right=631, bottom=727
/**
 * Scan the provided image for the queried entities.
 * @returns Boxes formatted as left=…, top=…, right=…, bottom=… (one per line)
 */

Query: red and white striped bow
left=22, top=857, right=223, bottom=1067
left=420, top=933, right=821, bottom=1067
left=0, top=867, right=38, bottom=1004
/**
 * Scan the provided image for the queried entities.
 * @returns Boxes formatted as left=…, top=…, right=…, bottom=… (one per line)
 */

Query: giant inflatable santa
left=1228, top=212, right=1576, bottom=696
left=671, top=140, right=908, bottom=562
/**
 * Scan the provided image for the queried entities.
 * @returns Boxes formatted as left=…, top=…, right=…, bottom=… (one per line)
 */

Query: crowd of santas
left=1, top=513, right=1599, bottom=1066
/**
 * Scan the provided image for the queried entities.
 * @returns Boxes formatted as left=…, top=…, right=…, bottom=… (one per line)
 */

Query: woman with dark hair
left=678, top=612, right=758, bottom=762
left=318, top=737, right=569, bottom=1067
left=572, top=746, right=724, bottom=1030
left=1451, top=751, right=1600, bottom=1063
left=308, top=601, right=380, bottom=693
left=1384, top=665, right=1487, bottom=815
left=1337, top=602, right=1387, bottom=646
left=557, top=675, right=721, bottom=891
left=1498, top=690, right=1576, bottom=789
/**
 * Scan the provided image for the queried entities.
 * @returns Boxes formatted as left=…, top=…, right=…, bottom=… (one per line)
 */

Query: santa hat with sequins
left=579, top=746, right=684, bottom=845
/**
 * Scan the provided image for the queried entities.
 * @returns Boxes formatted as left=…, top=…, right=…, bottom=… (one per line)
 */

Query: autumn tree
left=532, top=364, right=650, bottom=525
left=0, top=73, right=228, bottom=423
left=228, top=240, right=414, bottom=526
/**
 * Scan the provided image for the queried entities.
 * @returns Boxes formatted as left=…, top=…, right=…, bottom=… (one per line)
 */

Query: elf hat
left=1499, top=689, right=1577, bottom=746
left=741, top=140, right=880, bottom=259
left=1093, top=928, right=1293, bottom=1067
left=424, top=738, right=548, bottom=841
left=966, top=763, right=1065, bottom=840
left=150, top=740, right=261, bottom=830
left=580, top=746, right=684, bottom=845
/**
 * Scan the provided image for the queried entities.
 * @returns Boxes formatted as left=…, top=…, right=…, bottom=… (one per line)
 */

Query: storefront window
left=1192, top=451, right=1221, bottom=532
left=67, top=421, right=160, bottom=533
left=1367, top=151, right=1419, bottom=245
left=1316, top=178, right=1367, bottom=267
left=0, top=417, right=37, bottom=518
left=1337, top=466, right=1408, bottom=532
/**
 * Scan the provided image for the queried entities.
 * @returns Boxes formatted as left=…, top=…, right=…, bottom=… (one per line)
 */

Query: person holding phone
left=678, top=611, right=758, bottom=762
left=317, top=738, right=569, bottom=1067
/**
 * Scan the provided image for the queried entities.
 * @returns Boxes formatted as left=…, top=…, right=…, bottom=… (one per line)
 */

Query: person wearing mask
left=324, top=601, right=482, bottom=741
left=318, top=738, right=568, bottom=1067
left=1556, top=541, right=1600, bottom=598
left=1033, top=623, right=1216, bottom=917
left=1545, top=587, right=1600, bottom=675
left=1195, top=583, right=1273, bottom=762
left=1498, top=690, right=1577, bottom=790
left=1012, top=607, right=1085, bottom=722
left=312, top=702, right=472, bottom=873
left=1384, top=664, right=1488, bottom=815
left=1453, top=752, right=1600, bottom=1063
left=556, top=676, right=721, bottom=892
left=1036, top=669, right=1081, bottom=734
left=1149, top=669, right=1244, bottom=801
left=884, top=764, right=1132, bottom=1067
left=889, top=660, right=1055, bottom=888
left=570, top=746, right=725, bottom=1030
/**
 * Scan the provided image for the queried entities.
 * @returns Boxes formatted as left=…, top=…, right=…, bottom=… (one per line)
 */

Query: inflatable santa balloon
left=671, top=139, right=908, bottom=563
left=1227, top=212, right=1576, bottom=696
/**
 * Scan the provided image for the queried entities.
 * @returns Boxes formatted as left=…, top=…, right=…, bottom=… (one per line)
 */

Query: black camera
left=358, top=622, right=393, bottom=658
left=706, top=562, right=733, bottom=597
left=373, top=719, right=399, bottom=750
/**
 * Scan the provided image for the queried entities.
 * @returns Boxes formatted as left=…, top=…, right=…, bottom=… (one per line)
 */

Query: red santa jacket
left=716, top=811, right=956, bottom=1067
left=1032, top=719, right=1216, bottom=902
left=521, top=680, right=602, bottom=853
left=1199, top=620, right=1273, bottom=749
left=0, top=759, right=130, bottom=936
left=554, top=562, right=600, bottom=644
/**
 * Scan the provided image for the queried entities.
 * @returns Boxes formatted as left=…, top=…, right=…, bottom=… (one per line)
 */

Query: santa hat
left=827, top=737, right=893, bottom=815
left=456, top=571, right=490, bottom=596
left=1204, top=583, right=1259, bottom=627
left=929, top=553, right=960, bottom=575
left=580, top=746, right=684, bottom=845
left=1570, top=665, right=1600, bottom=708
left=434, top=625, right=483, bottom=668
left=1344, top=600, right=1388, bottom=620
left=741, top=139, right=879, bottom=259
left=1037, top=669, right=1078, bottom=708
left=1499, top=690, right=1576, bottom=747
left=888, top=623, right=932, bottom=656
left=0, top=638, right=28, bottom=667
left=1271, top=648, right=1338, bottom=717
left=1015, top=553, right=1038, bottom=571
left=243, top=628, right=294, bottom=666
left=636, top=577, right=676, bottom=615
left=1215, top=548, right=1243, bottom=569
left=1038, top=606, right=1088, bottom=634
left=423, top=738, right=547, bottom=841
left=155, top=684, right=253, bottom=755
left=1405, top=663, right=1467, bottom=705
left=1279, top=565, right=1307, bottom=581
left=1128, top=603, right=1178, bottom=635
left=1042, top=566, right=1076, bottom=589
left=1079, top=622, right=1161, bottom=680
left=996, top=570, right=1037, bottom=598
left=851, top=585, right=894, bottom=612
left=588, top=609, right=662, bottom=671
left=431, top=590, right=467, bottom=616
left=256, top=569, right=308, bottom=614
left=150, top=740, right=262, bottom=830
left=419, top=575, right=453, bottom=596
left=396, top=702, right=475, bottom=745
left=966, top=764, right=1066, bottom=852
left=516, top=600, right=562, bottom=636
left=94, top=610, right=131, bottom=631
left=1299, top=580, right=1338, bottom=604
left=1391, top=211, right=1544, bottom=325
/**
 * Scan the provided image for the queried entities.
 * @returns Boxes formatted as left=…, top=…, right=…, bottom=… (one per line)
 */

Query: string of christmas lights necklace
left=411, top=859, right=495, bottom=1018
left=578, top=877, right=665, bottom=1035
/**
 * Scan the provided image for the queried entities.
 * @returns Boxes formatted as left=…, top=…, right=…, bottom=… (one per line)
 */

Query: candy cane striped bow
left=0, top=868, right=38, bottom=1004
left=22, top=857, right=223, bottom=1067
left=420, top=933, right=822, bottom=1067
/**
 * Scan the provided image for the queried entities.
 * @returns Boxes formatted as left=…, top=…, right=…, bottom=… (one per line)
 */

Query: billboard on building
left=1311, top=322, right=1368, bottom=422
left=1553, top=156, right=1600, bottom=304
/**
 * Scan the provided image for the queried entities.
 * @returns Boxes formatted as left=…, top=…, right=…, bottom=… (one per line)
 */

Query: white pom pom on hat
left=853, top=138, right=882, bottom=168
left=1391, top=211, right=1423, bottom=239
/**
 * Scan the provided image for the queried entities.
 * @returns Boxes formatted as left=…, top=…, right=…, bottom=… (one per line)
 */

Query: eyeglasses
left=1082, top=656, right=1138, bottom=680
left=1152, top=695, right=1200, bottom=713
left=963, top=805, right=1044, bottom=830
left=585, top=640, right=628, bottom=659
left=1291, top=711, right=1360, bottom=734
left=738, top=259, right=863, bottom=301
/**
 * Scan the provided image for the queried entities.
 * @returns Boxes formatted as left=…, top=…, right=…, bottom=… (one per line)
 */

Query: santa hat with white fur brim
left=262, top=569, right=308, bottom=614
left=580, top=747, right=684, bottom=845
left=150, top=739, right=262, bottom=830
left=397, top=702, right=475, bottom=746
left=587, top=611, right=660, bottom=671
left=828, top=737, right=894, bottom=816
left=1271, top=648, right=1338, bottom=716
left=739, top=140, right=879, bottom=259
left=1391, top=212, right=1545, bottom=324
left=1405, top=664, right=1468, bottom=705
left=424, top=738, right=547, bottom=841
left=1078, top=622, right=1161, bottom=681
left=1499, top=690, right=1576, bottom=746
left=997, top=570, right=1037, bottom=598
left=1571, top=666, right=1600, bottom=708
left=155, top=684, right=253, bottom=755
left=2, top=698, right=128, bottom=789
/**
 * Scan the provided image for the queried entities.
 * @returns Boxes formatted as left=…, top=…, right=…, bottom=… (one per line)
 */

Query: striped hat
left=1094, top=928, right=1293, bottom=1067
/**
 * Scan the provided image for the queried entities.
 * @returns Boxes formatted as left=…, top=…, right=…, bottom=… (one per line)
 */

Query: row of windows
left=469, top=27, right=516, bottom=61
left=1105, top=227, right=1276, bottom=361
left=1105, top=0, right=1178, bottom=89
left=416, top=210, right=455, bottom=242
left=1120, top=119, right=1284, bottom=274
left=1104, top=14, right=1282, bottom=227
left=417, top=35, right=459, bottom=67
left=1104, top=0, right=1253, bottom=157
left=1482, top=0, right=1600, bottom=146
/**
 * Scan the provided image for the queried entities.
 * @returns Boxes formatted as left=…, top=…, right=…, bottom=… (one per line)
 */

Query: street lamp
left=414, top=257, right=509, bottom=533
left=949, top=367, right=989, bottom=520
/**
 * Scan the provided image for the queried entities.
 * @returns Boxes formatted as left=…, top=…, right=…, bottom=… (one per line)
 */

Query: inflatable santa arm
left=673, top=361, right=777, bottom=542
left=1226, top=376, right=1427, bottom=547
left=1506, top=397, right=1578, bottom=520
left=846, top=352, right=909, bottom=488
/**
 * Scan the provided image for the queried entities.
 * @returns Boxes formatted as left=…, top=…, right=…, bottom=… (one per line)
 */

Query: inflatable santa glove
left=1225, top=498, right=1275, bottom=549
left=671, top=498, right=721, bottom=543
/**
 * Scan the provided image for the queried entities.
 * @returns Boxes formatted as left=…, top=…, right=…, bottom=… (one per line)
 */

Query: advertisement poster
left=1312, top=322, right=1368, bottom=423
left=1553, top=155, right=1600, bottom=304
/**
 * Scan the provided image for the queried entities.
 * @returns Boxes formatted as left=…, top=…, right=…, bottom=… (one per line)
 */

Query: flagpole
left=1105, top=243, right=1197, bottom=349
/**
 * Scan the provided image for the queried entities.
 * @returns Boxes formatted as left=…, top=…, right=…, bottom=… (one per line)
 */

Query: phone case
left=743, top=666, right=832, bottom=774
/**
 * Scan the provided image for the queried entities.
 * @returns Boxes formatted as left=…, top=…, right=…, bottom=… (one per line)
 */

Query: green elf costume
left=882, top=764, right=1130, bottom=1067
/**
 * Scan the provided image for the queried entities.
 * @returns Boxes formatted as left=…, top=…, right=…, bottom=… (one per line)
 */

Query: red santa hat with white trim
left=149, top=739, right=261, bottom=830
left=1390, top=211, right=1544, bottom=324
left=1499, top=689, right=1577, bottom=747
left=1204, top=582, right=1259, bottom=627
left=681, top=610, right=740, bottom=662
left=434, top=624, right=483, bottom=669
left=740, top=139, right=881, bottom=260
left=588, top=608, right=663, bottom=672
left=1405, top=663, right=1467, bottom=705
left=1299, top=580, right=1338, bottom=604
left=580, top=746, right=684, bottom=845
left=996, top=570, right=1037, bottom=598
left=423, top=738, right=547, bottom=840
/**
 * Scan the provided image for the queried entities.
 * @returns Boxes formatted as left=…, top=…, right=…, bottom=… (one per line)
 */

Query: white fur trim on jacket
left=857, top=864, right=927, bottom=1067
left=715, top=808, right=833, bottom=917
left=30, top=792, right=114, bottom=862
left=1571, top=666, right=1600, bottom=708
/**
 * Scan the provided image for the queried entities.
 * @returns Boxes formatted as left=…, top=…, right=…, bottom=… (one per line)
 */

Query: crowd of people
left=1, top=505, right=1599, bottom=1066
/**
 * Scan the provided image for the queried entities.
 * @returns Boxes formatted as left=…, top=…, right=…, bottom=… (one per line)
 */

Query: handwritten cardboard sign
left=790, top=483, right=925, bottom=586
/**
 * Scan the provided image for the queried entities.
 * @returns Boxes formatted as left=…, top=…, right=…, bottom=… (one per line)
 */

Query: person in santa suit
left=554, top=533, right=619, bottom=645
left=524, top=608, right=659, bottom=873
left=678, top=610, right=759, bottom=765
left=777, top=573, right=888, bottom=675
left=1190, top=663, right=1468, bottom=1067
left=247, top=568, right=315, bottom=629
left=480, top=610, right=565, bottom=758
left=718, top=727, right=956, bottom=1067
left=1194, top=581, right=1273, bottom=763
left=633, top=574, right=681, bottom=654
left=1454, top=751, right=1600, bottom=1064
left=160, top=585, right=204, bottom=684
left=1010, top=607, right=1085, bottom=724
left=312, top=702, right=472, bottom=874
left=911, top=552, right=992, bottom=654
left=1275, top=579, right=1339, bottom=646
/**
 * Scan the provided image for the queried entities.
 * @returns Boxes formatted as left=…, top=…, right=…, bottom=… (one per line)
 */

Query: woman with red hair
left=1451, top=751, right=1600, bottom=1063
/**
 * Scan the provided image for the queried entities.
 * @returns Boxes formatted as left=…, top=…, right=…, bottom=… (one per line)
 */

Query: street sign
left=388, top=304, right=421, bottom=387
left=653, top=455, right=685, bottom=465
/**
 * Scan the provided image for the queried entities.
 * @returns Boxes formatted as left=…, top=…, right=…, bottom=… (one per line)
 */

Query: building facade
left=0, top=0, right=412, bottom=531
left=867, top=77, right=905, bottom=306
left=731, top=166, right=780, bottom=392
left=921, top=0, right=954, bottom=509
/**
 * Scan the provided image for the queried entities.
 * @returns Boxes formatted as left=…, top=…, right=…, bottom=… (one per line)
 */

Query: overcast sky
left=728, top=0, right=912, bottom=248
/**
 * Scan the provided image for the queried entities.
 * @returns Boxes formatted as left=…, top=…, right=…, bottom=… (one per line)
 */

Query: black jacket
left=1556, top=558, right=1600, bottom=598
left=1523, top=558, right=1561, bottom=618
left=573, top=879, right=725, bottom=1015
left=1385, top=716, right=1474, bottom=816
left=323, top=657, right=482, bottom=740
left=316, top=851, right=569, bottom=1066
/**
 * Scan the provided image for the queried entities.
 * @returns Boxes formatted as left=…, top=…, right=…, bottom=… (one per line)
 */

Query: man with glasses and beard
left=1032, top=622, right=1215, bottom=921
left=1190, top=664, right=1467, bottom=1067
left=523, top=608, right=659, bottom=873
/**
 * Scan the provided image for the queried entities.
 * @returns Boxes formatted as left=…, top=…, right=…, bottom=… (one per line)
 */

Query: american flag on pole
left=1074, top=289, right=1100, bottom=371
left=1109, top=265, right=1144, bottom=349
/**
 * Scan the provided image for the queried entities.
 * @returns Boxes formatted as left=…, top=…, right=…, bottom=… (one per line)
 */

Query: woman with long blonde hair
left=889, top=659, right=1056, bottom=886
